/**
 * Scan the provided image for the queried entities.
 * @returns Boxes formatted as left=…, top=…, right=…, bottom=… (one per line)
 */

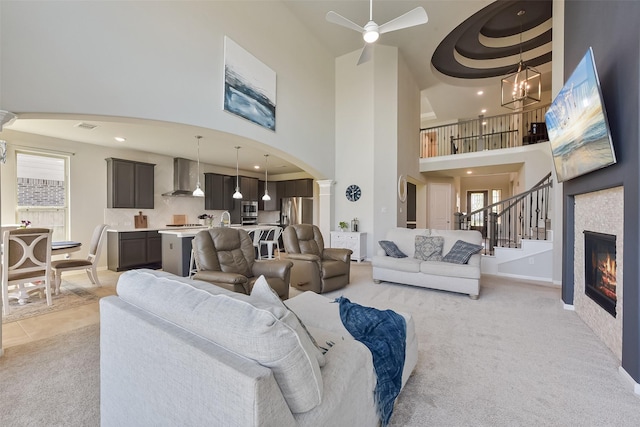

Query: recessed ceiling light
left=466, top=170, right=473, bottom=174
left=114, top=137, right=126, bottom=142
left=477, top=91, right=484, bottom=96
left=481, top=109, right=487, bottom=114
left=254, top=165, right=260, bottom=169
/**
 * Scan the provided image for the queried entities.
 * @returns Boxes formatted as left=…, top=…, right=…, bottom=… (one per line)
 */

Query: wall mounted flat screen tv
left=544, top=47, right=616, bottom=183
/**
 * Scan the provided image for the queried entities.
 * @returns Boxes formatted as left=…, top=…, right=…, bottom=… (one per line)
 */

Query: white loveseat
left=372, top=228, right=483, bottom=299
left=100, top=269, right=417, bottom=426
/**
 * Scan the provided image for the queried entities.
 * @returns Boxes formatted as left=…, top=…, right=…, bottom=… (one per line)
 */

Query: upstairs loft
left=420, top=105, right=550, bottom=160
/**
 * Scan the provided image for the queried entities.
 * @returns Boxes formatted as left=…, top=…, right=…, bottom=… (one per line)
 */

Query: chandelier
left=501, top=10, right=541, bottom=110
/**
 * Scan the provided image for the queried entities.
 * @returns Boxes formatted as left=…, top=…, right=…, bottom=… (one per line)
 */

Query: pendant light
left=192, top=135, right=204, bottom=197
left=233, top=146, right=243, bottom=199
left=500, top=10, right=541, bottom=110
left=262, top=154, right=271, bottom=201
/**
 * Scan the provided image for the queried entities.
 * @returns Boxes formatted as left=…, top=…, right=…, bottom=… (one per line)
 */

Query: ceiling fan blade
left=357, top=43, right=373, bottom=65
left=378, top=7, right=428, bottom=35
left=326, top=11, right=364, bottom=33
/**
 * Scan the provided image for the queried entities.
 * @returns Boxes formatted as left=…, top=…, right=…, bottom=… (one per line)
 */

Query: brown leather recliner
left=282, top=224, right=352, bottom=294
left=191, top=228, right=293, bottom=299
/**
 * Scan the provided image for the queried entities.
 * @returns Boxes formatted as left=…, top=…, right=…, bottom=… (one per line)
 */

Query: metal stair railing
left=455, top=172, right=553, bottom=255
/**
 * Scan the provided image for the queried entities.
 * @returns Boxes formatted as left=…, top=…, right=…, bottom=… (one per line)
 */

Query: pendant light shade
left=192, top=135, right=204, bottom=197
left=233, top=146, right=243, bottom=199
left=262, top=154, right=271, bottom=201
left=500, top=10, right=541, bottom=110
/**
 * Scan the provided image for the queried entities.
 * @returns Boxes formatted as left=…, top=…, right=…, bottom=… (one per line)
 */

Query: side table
left=330, top=231, right=367, bottom=262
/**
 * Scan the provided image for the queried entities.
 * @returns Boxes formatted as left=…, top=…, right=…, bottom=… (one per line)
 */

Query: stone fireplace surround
left=574, top=187, right=623, bottom=360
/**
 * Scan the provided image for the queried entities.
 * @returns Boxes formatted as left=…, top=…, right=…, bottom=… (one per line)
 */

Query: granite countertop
left=107, top=225, right=209, bottom=233
left=159, top=224, right=272, bottom=238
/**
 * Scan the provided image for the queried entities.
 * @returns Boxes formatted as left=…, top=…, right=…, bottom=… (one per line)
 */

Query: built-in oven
left=241, top=201, right=258, bottom=226
left=241, top=201, right=258, bottom=217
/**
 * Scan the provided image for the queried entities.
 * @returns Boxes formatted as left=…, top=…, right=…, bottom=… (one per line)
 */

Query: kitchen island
left=159, top=225, right=274, bottom=277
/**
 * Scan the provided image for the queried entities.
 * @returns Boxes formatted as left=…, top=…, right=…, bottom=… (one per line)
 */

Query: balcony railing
left=420, top=105, right=550, bottom=158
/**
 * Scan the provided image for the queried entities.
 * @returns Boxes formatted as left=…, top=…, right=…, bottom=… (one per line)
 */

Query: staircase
left=455, top=172, right=554, bottom=282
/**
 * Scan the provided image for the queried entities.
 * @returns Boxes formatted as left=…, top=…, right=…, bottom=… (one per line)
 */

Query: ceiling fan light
left=363, top=29, right=379, bottom=43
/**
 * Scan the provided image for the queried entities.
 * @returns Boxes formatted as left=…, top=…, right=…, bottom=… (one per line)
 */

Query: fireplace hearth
left=584, top=231, right=617, bottom=317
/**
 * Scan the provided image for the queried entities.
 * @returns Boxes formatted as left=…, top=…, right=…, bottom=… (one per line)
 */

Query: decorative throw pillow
left=378, top=240, right=407, bottom=258
left=414, top=235, right=444, bottom=261
left=442, top=240, right=483, bottom=264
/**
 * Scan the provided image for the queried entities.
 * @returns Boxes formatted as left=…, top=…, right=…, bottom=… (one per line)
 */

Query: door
left=428, top=183, right=453, bottom=229
left=467, top=190, right=488, bottom=236
left=407, top=182, right=417, bottom=229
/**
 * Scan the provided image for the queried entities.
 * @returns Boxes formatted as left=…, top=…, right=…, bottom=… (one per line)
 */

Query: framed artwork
left=223, top=36, right=276, bottom=131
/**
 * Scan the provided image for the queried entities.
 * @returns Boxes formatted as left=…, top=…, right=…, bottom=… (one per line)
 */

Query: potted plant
left=198, top=214, right=214, bottom=227
left=339, top=221, right=349, bottom=232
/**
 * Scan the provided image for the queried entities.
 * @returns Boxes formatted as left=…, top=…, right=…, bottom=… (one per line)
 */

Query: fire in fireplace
left=584, top=231, right=616, bottom=317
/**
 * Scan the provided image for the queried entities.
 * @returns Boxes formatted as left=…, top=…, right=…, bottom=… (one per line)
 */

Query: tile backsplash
left=105, top=195, right=280, bottom=230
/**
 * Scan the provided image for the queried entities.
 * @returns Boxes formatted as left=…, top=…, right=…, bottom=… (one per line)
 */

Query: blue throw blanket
left=335, top=297, right=406, bottom=426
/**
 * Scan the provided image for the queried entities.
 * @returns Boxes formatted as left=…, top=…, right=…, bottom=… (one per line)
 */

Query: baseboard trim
left=619, top=366, right=640, bottom=395
left=563, top=303, right=575, bottom=311
left=490, top=272, right=556, bottom=285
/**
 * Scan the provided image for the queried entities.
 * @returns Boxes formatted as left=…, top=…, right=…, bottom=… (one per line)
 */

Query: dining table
left=51, top=240, right=83, bottom=257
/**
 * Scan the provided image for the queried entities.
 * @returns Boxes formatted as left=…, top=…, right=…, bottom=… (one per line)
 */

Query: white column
left=316, top=179, right=334, bottom=240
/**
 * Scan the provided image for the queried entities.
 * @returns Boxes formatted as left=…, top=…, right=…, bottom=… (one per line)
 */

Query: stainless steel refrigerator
left=280, top=197, right=313, bottom=227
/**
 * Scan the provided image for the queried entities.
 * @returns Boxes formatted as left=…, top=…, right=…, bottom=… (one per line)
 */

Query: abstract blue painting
left=224, top=36, right=276, bottom=131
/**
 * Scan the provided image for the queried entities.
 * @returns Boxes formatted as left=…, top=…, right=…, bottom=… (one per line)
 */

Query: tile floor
left=2, top=269, right=120, bottom=349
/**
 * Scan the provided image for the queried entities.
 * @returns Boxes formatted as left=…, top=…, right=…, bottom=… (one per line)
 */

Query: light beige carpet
left=2, top=265, right=640, bottom=426
left=0, top=324, right=100, bottom=426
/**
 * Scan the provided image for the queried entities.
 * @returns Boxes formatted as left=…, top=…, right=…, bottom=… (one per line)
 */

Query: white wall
left=0, top=1, right=336, bottom=179
left=335, top=45, right=421, bottom=259
left=334, top=49, right=375, bottom=239
left=396, top=50, right=422, bottom=228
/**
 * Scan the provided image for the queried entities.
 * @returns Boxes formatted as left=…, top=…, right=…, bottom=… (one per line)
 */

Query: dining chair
left=2, top=228, right=53, bottom=316
left=247, top=228, right=263, bottom=260
left=259, top=226, right=282, bottom=260
left=50, top=224, right=108, bottom=295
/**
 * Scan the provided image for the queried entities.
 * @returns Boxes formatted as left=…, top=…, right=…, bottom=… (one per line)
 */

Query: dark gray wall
left=562, top=1, right=640, bottom=383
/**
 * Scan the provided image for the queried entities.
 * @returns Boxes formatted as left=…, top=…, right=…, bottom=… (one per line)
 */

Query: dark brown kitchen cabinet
left=240, top=176, right=259, bottom=201
left=295, top=179, right=314, bottom=197
left=106, top=158, right=155, bottom=209
left=204, top=173, right=233, bottom=210
left=107, top=230, right=162, bottom=271
left=275, top=179, right=313, bottom=199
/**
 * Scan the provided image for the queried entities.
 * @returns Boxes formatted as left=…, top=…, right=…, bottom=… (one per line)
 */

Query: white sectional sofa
left=372, top=228, right=483, bottom=299
left=100, top=269, right=417, bottom=426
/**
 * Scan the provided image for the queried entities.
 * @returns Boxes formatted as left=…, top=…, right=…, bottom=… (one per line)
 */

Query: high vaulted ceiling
left=5, top=0, right=553, bottom=175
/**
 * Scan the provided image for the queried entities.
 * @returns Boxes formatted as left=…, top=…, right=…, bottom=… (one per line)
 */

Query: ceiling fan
left=326, top=0, right=428, bottom=65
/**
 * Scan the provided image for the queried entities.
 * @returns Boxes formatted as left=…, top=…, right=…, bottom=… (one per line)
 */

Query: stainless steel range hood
left=162, top=157, right=197, bottom=197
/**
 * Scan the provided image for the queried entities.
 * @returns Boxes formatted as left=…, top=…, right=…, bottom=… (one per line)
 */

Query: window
left=491, top=189, right=502, bottom=213
left=16, top=152, right=69, bottom=241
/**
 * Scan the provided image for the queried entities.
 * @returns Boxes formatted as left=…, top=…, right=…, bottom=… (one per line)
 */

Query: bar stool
left=259, top=226, right=282, bottom=260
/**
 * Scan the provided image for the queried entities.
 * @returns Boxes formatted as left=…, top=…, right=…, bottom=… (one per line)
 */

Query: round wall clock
left=345, top=184, right=362, bottom=202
